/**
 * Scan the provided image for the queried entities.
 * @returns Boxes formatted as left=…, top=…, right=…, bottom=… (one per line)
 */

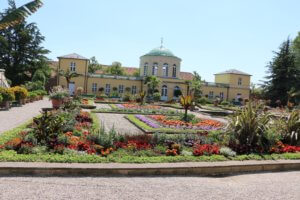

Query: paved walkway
left=96, top=113, right=143, bottom=135
left=0, top=99, right=52, bottom=134
left=0, top=171, right=298, bottom=200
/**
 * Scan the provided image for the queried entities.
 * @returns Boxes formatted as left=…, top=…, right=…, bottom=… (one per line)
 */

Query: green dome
left=143, top=46, right=179, bottom=58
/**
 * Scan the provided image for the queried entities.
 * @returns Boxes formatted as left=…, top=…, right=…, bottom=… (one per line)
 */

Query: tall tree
left=293, top=32, right=300, bottom=69
left=106, top=61, right=125, bottom=75
left=144, top=76, right=160, bottom=98
left=263, top=38, right=300, bottom=105
left=88, top=56, right=102, bottom=74
left=0, top=1, right=49, bottom=86
left=190, top=71, right=203, bottom=100
left=0, top=0, right=43, bottom=30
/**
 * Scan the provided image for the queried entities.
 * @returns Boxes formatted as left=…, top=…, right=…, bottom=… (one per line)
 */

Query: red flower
left=193, top=144, right=220, bottom=156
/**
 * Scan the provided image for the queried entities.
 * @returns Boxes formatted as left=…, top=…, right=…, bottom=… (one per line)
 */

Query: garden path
left=96, top=113, right=143, bottom=135
left=0, top=98, right=52, bottom=134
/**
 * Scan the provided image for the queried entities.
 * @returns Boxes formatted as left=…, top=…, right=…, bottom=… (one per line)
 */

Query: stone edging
left=0, top=160, right=299, bottom=176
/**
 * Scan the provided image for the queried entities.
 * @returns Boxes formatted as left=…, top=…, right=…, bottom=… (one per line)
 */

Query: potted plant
left=0, top=87, right=15, bottom=110
left=49, top=86, right=69, bottom=109
left=12, top=86, right=28, bottom=105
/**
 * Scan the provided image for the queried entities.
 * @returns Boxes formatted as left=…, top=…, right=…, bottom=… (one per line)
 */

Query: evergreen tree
left=0, top=1, right=49, bottom=86
left=263, top=38, right=300, bottom=105
left=106, top=61, right=125, bottom=75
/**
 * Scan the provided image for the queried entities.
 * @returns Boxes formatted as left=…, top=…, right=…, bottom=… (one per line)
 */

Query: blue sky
left=1, top=0, right=300, bottom=83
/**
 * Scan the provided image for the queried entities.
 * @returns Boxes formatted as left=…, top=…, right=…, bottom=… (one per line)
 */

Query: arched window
left=172, top=65, right=177, bottom=78
left=143, top=63, right=148, bottom=76
left=152, top=63, right=158, bottom=75
left=162, top=63, right=168, bottom=77
left=161, top=85, right=168, bottom=97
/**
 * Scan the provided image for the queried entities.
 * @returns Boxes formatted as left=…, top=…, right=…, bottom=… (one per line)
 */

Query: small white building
left=0, top=69, right=10, bottom=88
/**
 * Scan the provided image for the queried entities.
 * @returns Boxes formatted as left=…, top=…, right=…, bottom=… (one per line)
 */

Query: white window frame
left=209, top=91, right=214, bottom=99
left=162, top=63, right=168, bottom=77
left=152, top=63, right=158, bottom=76
left=238, top=78, right=242, bottom=85
left=131, top=85, right=137, bottom=94
left=143, top=63, right=148, bottom=76
left=105, top=84, right=111, bottom=95
left=118, top=85, right=124, bottom=94
left=70, top=62, right=76, bottom=72
left=161, top=85, right=168, bottom=97
left=92, top=83, right=97, bottom=93
left=172, top=65, right=177, bottom=78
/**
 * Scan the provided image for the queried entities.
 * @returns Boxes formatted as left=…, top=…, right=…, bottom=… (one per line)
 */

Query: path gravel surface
left=0, top=99, right=52, bottom=134
left=96, top=113, right=143, bottom=135
left=0, top=171, right=299, bottom=200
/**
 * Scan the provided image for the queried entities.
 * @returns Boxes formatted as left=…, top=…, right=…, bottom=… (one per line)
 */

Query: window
left=118, top=85, right=124, bottom=94
left=238, top=78, right=242, bottom=85
left=162, top=63, right=168, bottom=77
left=105, top=84, right=110, bottom=95
left=172, top=65, right=177, bottom=78
left=70, top=62, right=76, bottom=72
left=208, top=91, right=214, bottom=99
left=161, top=85, right=168, bottom=97
left=220, top=92, right=224, bottom=99
left=173, top=86, right=181, bottom=97
left=132, top=85, right=137, bottom=94
left=143, top=63, right=148, bottom=76
left=92, top=83, right=97, bottom=93
left=152, top=63, right=158, bottom=75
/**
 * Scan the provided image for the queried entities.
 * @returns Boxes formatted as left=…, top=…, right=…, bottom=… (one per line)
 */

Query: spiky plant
left=180, top=95, right=192, bottom=122
left=0, top=0, right=43, bottom=30
left=59, top=69, right=79, bottom=89
left=279, top=110, right=300, bottom=145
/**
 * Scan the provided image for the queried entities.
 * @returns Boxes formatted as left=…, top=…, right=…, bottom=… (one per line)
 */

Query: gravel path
left=96, top=113, right=143, bottom=135
left=96, top=103, right=111, bottom=109
left=0, top=171, right=299, bottom=200
left=0, top=99, right=52, bottom=134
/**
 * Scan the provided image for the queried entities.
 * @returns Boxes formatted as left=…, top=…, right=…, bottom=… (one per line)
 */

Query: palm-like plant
left=279, top=110, right=300, bottom=145
left=59, top=69, right=79, bottom=89
left=139, top=91, right=145, bottom=105
left=180, top=95, right=193, bottom=122
left=0, top=0, right=43, bottom=30
left=144, top=76, right=160, bottom=98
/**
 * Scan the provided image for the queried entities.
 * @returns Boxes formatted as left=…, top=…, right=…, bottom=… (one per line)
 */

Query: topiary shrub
left=153, top=92, right=161, bottom=102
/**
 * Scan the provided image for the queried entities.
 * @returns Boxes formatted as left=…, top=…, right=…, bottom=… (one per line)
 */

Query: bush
left=153, top=92, right=161, bottom=102
left=25, top=81, right=45, bottom=91
left=220, top=147, right=236, bottom=157
left=12, top=86, right=28, bottom=101
left=0, top=94, right=3, bottom=103
left=0, top=87, right=15, bottom=101
left=34, top=90, right=47, bottom=96
left=220, top=101, right=230, bottom=106
left=197, top=97, right=212, bottom=105
left=227, top=103, right=271, bottom=154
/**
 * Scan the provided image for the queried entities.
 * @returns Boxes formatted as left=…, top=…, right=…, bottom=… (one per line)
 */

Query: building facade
left=54, top=45, right=251, bottom=101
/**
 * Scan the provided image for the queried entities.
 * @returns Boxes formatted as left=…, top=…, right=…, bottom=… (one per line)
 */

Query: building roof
left=58, top=53, right=89, bottom=60
left=215, top=69, right=251, bottom=76
left=141, top=46, right=181, bottom=60
left=180, top=72, right=194, bottom=80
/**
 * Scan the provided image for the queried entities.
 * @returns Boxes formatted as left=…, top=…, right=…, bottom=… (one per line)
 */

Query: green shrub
left=88, top=125, right=117, bottom=149
left=220, top=101, right=230, bottom=106
left=0, top=94, right=3, bottom=103
left=197, top=97, right=212, bottom=105
left=153, top=92, right=161, bottom=102
left=25, top=81, right=45, bottom=91
left=220, top=147, right=236, bottom=157
left=11, top=86, right=28, bottom=100
left=0, top=87, right=15, bottom=101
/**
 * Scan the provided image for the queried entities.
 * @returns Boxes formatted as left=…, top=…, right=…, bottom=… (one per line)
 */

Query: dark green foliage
left=263, top=38, right=300, bottom=106
left=0, top=1, right=49, bottom=86
left=106, top=61, right=124, bottom=75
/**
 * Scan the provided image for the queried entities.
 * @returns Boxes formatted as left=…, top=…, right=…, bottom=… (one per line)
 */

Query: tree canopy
left=0, top=1, right=50, bottom=86
left=88, top=56, right=102, bottom=74
left=106, top=61, right=125, bottom=75
left=263, top=38, right=300, bottom=105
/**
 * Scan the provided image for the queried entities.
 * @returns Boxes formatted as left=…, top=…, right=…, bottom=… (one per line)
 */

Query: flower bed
left=80, top=98, right=96, bottom=109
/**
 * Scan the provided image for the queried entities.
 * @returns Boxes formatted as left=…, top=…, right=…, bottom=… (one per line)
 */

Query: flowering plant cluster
left=114, top=140, right=152, bottom=151
left=135, top=115, right=160, bottom=128
left=120, top=104, right=161, bottom=110
left=149, top=115, right=223, bottom=130
left=270, top=142, right=300, bottom=153
left=193, top=144, right=220, bottom=156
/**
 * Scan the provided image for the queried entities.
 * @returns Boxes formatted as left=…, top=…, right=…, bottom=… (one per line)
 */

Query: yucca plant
left=139, top=91, right=145, bottom=105
left=227, top=102, right=271, bottom=153
left=279, top=110, right=300, bottom=145
left=0, top=0, right=43, bottom=30
left=180, top=95, right=193, bottom=122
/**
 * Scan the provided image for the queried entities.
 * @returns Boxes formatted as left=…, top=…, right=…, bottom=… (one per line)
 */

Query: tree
left=263, top=38, right=300, bottom=106
left=59, top=69, right=79, bottom=89
left=88, top=56, right=102, bottom=74
left=0, top=0, right=43, bottom=30
left=0, top=1, right=50, bottom=86
left=106, top=61, right=124, bottom=75
left=144, top=76, right=160, bottom=99
left=190, top=71, right=203, bottom=100
left=293, top=32, right=300, bottom=68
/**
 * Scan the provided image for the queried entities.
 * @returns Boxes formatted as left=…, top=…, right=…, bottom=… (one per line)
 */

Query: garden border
left=0, top=160, right=299, bottom=176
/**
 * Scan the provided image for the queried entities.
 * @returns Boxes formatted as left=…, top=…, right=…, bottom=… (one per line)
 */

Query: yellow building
left=53, top=45, right=251, bottom=102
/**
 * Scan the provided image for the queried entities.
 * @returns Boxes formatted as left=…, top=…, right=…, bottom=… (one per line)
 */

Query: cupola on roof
left=141, top=39, right=181, bottom=59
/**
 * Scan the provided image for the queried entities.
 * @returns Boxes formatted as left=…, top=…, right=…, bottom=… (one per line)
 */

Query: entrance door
left=161, top=85, right=168, bottom=101
left=69, top=83, right=75, bottom=96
